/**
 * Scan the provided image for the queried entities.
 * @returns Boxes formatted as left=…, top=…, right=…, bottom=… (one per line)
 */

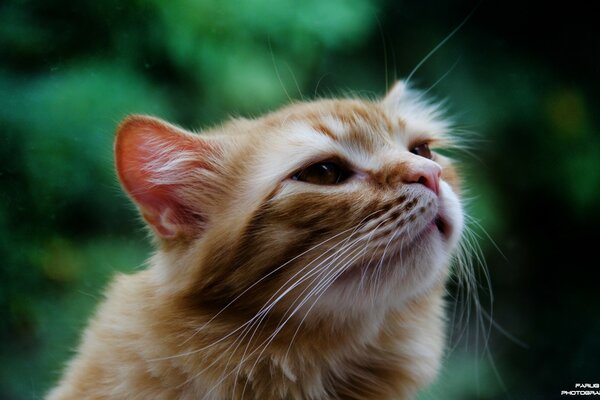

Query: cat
left=47, top=80, right=464, bottom=400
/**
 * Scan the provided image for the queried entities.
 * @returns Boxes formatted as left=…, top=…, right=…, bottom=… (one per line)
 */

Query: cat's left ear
left=115, top=115, right=223, bottom=239
left=383, top=80, right=408, bottom=107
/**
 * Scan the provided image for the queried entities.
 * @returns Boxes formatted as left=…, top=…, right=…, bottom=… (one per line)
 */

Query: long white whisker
left=216, top=231, right=367, bottom=399
left=202, top=214, right=383, bottom=398
left=281, top=223, right=386, bottom=363
left=241, top=228, right=368, bottom=356
left=405, top=5, right=479, bottom=85
left=180, top=225, right=372, bottom=394
left=155, top=222, right=370, bottom=362
left=371, top=220, right=405, bottom=293
left=232, top=232, right=364, bottom=395
left=200, top=234, right=361, bottom=396
left=239, top=233, right=373, bottom=398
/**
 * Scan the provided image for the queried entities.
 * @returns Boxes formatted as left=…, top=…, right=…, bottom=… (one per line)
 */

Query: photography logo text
left=561, top=383, right=600, bottom=396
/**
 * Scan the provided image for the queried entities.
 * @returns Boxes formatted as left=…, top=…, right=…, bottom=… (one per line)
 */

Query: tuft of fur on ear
left=383, top=80, right=408, bottom=107
left=115, top=115, right=221, bottom=239
left=382, top=80, right=453, bottom=147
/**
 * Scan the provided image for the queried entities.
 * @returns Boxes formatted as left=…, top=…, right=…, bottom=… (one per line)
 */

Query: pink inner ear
left=115, top=115, right=213, bottom=238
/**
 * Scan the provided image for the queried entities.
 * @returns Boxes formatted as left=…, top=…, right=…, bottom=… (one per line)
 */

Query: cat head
left=115, top=81, right=464, bottom=318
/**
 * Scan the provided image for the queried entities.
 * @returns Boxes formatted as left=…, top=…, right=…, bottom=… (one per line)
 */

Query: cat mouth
left=418, top=213, right=451, bottom=242
left=434, top=215, right=448, bottom=237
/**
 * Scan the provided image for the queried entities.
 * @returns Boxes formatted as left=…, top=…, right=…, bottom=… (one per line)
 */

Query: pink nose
left=403, top=162, right=441, bottom=195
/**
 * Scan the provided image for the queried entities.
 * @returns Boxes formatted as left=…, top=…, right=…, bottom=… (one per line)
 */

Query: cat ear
left=115, top=115, right=220, bottom=239
left=383, top=80, right=408, bottom=106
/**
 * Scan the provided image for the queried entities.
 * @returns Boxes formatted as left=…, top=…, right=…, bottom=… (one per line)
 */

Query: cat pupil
left=293, top=161, right=349, bottom=185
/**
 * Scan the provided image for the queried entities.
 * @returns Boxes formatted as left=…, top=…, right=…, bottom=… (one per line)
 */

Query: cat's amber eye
left=410, top=143, right=433, bottom=159
left=292, top=161, right=351, bottom=185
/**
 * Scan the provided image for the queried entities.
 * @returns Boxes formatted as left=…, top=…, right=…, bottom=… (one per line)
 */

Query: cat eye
left=410, top=143, right=433, bottom=159
left=292, top=161, right=351, bottom=185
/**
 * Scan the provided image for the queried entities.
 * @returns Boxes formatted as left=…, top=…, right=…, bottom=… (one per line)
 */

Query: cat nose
left=402, top=161, right=441, bottom=195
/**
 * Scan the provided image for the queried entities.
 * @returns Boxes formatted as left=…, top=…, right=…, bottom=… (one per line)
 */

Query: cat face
left=115, top=81, right=463, bottom=320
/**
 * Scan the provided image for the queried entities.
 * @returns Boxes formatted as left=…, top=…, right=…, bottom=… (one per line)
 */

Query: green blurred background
left=1, top=1, right=599, bottom=399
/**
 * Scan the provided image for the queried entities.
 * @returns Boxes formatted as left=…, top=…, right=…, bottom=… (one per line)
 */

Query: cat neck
left=138, top=249, right=446, bottom=399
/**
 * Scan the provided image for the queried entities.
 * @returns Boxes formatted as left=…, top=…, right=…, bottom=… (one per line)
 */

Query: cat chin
left=317, top=242, right=447, bottom=310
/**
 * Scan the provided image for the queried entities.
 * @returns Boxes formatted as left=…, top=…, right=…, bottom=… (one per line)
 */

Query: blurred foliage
left=1, top=0, right=599, bottom=399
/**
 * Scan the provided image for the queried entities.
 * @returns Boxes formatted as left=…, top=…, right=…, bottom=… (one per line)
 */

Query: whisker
left=200, top=215, right=382, bottom=398
left=201, top=239, right=358, bottom=395
left=284, top=62, right=304, bottom=101
left=155, top=222, right=371, bottom=362
left=239, top=233, right=372, bottom=397
left=405, top=4, right=479, bottom=85
left=421, top=57, right=461, bottom=97
left=281, top=227, right=383, bottom=363
left=215, top=232, right=366, bottom=399
left=268, top=37, right=292, bottom=102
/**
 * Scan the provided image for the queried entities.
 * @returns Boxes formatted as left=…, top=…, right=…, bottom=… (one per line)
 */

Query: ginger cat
left=48, top=81, right=464, bottom=399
